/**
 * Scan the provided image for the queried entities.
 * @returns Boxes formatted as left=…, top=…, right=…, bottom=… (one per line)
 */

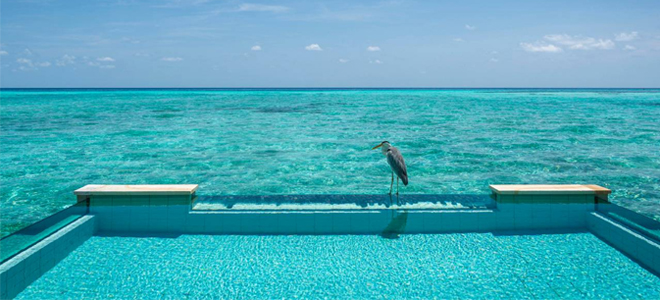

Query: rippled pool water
left=16, top=232, right=660, bottom=299
left=1, top=89, right=659, bottom=236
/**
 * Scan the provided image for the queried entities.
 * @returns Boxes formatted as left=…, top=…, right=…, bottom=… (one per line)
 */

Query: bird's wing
left=387, top=147, right=408, bottom=185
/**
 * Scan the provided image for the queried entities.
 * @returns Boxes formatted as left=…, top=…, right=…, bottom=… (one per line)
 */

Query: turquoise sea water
left=17, top=232, right=660, bottom=299
left=1, top=89, right=660, bottom=236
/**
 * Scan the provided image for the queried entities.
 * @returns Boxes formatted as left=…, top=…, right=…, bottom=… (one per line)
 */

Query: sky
left=1, top=0, right=659, bottom=88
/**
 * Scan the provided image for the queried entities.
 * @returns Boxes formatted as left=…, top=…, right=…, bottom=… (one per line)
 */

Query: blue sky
left=1, top=0, right=659, bottom=87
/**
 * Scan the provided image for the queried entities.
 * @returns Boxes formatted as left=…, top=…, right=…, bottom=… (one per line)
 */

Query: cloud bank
left=615, top=32, right=638, bottom=42
left=520, top=42, right=563, bottom=53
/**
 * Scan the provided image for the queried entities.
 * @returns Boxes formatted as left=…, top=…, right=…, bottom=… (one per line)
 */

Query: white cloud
left=615, top=32, right=638, bottom=42
left=97, top=57, right=115, bottom=62
left=520, top=42, right=563, bottom=53
left=339, top=58, right=349, bottom=63
left=56, top=54, right=76, bottom=66
left=23, top=48, right=33, bottom=56
left=544, top=34, right=615, bottom=50
left=162, top=57, right=183, bottom=61
left=87, top=59, right=115, bottom=69
left=369, top=59, right=383, bottom=64
left=305, top=44, right=322, bottom=51
left=465, top=24, right=476, bottom=30
left=490, top=58, right=499, bottom=63
left=453, top=38, right=464, bottom=42
left=238, top=4, right=289, bottom=13
left=17, top=58, right=50, bottom=70
left=0, top=50, right=7, bottom=56
left=251, top=45, right=262, bottom=51
left=624, top=45, right=636, bottom=51
left=522, top=34, right=617, bottom=53
left=366, top=46, right=381, bottom=51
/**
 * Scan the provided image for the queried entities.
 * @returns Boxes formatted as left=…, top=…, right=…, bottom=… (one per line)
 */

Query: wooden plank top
left=489, top=184, right=611, bottom=195
left=74, top=184, right=198, bottom=196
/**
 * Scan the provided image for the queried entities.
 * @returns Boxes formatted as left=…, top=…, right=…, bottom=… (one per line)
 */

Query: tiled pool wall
left=2, top=184, right=660, bottom=299
left=0, top=216, right=96, bottom=299
left=587, top=212, right=660, bottom=276
left=88, top=194, right=192, bottom=233
left=89, top=201, right=594, bottom=235
left=82, top=187, right=599, bottom=235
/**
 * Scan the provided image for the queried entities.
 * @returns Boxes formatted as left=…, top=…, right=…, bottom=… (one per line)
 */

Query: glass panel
left=597, top=202, right=660, bottom=244
left=0, top=201, right=88, bottom=263
left=192, top=194, right=495, bottom=211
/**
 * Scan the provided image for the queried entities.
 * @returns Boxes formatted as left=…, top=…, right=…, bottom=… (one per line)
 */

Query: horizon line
left=2, top=87, right=659, bottom=90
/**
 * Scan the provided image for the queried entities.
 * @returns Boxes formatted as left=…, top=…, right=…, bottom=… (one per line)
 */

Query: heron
left=372, top=141, right=408, bottom=197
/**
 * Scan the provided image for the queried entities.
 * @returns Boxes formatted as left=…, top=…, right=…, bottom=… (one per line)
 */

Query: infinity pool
left=17, top=232, right=660, bottom=299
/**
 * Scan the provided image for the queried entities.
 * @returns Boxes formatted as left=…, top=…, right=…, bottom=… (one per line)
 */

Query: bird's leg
left=389, top=172, right=394, bottom=195
left=396, top=177, right=399, bottom=196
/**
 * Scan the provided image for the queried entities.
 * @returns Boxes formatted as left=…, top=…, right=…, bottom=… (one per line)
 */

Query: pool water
left=17, top=232, right=660, bottom=299
left=2, top=89, right=660, bottom=237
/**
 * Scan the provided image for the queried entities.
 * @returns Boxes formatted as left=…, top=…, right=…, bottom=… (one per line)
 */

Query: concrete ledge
left=490, top=184, right=611, bottom=195
left=490, top=184, right=610, bottom=203
left=0, top=215, right=96, bottom=299
left=74, top=184, right=198, bottom=196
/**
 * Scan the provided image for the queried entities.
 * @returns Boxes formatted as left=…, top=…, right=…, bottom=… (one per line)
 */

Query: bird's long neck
left=381, top=145, right=391, bottom=156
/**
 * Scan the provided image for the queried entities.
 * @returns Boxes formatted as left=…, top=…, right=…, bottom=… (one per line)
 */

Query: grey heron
left=372, top=141, right=408, bottom=196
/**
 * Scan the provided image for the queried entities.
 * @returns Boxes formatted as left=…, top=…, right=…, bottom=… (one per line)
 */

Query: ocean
left=1, top=88, right=659, bottom=236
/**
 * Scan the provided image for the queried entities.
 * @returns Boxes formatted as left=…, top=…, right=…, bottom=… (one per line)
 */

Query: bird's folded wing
left=387, top=149, right=407, bottom=183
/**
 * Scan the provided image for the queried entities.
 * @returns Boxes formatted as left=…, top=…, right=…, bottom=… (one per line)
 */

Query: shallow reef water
left=1, top=89, right=659, bottom=236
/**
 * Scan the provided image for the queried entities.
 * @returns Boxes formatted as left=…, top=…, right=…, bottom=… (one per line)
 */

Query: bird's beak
left=372, top=143, right=383, bottom=150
